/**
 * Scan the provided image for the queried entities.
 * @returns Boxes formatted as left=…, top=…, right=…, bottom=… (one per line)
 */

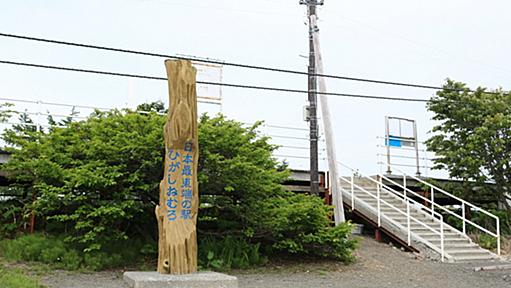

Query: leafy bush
left=3, top=109, right=166, bottom=252
left=263, top=194, right=357, bottom=262
left=196, top=115, right=289, bottom=237
left=0, top=187, right=28, bottom=239
left=2, top=104, right=357, bottom=269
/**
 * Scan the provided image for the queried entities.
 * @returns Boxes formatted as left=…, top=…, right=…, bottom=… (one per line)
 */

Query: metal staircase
left=337, top=162, right=501, bottom=262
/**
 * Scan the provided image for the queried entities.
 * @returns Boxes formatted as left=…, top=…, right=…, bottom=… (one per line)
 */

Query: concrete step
left=443, top=243, right=480, bottom=249
left=385, top=211, right=431, bottom=218
left=394, top=218, right=440, bottom=225
left=379, top=204, right=412, bottom=210
left=352, top=199, right=407, bottom=209
left=447, top=249, right=496, bottom=262
left=414, top=231, right=461, bottom=237
left=410, top=228, right=451, bottom=235
left=393, top=220, right=440, bottom=228
left=354, top=193, right=422, bottom=205
left=414, top=231, right=470, bottom=243
left=352, top=192, right=396, bottom=199
left=355, top=197, right=404, bottom=205
left=350, top=192, right=432, bottom=216
left=451, top=254, right=497, bottom=262
left=413, top=224, right=459, bottom=231
left=351, top=188, right=414, bottom=199
left=394, top=222, right=460, bottom=234
left=445, top=248, right=490, bottom=254
left=427, top=238, right=472, bottom=246
left=382, top=211, right=429, bottom=220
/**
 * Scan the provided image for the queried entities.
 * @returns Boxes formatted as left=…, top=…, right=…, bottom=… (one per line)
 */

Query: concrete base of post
left=123, top=271, right=238, bottom=288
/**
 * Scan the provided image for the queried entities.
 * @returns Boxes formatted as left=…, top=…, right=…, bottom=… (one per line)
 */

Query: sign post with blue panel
left=384, top=116, right=421, bottom=176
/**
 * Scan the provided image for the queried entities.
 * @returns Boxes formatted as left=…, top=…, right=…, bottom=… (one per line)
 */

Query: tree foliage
left=1, top=104, right=356, bottom=266
left=4, top=109, right=165, bottom=251
left=426, top=80, right=511, bottom=216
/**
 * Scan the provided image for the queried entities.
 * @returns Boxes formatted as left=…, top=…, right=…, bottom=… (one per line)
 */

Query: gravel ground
left=41, top=236, right=511, bottom=288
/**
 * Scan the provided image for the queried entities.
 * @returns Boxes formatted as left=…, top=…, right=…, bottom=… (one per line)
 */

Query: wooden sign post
left=155, top=60, right=199, bottom=274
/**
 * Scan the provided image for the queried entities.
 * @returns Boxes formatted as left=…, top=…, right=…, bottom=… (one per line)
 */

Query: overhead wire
left=0, top=60, right=430, bottom=103
left=0, top=97, right=322, bottom=158
left=0, top=32, right=493, bottom=94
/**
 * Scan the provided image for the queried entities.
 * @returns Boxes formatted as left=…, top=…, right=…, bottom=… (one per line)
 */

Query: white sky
left=1, top=0, right=510, bottom=176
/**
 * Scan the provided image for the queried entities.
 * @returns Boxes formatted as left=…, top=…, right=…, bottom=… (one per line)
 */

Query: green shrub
left=264, top=193, right=357, bottom=262
left=0, top=196, right=24, bottom=239
left=2, top=105, right=358, bottom=268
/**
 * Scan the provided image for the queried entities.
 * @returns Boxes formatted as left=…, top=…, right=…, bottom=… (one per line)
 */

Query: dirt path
left=237, top=237, right=510, bottom=288
left=41, top=236, right=511, bottom=288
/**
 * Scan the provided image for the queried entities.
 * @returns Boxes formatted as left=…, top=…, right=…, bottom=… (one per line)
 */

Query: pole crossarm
left=299, top=0, right=324, bottom=6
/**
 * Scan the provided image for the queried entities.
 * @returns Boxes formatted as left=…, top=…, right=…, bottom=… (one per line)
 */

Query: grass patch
left=0, top=266, right=45, bottom=288
left=0, top=234, right=156, bottom=271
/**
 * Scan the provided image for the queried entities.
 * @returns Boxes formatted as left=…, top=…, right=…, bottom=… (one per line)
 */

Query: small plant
left=470, top=233, right=497, bottom=250
left=198, top=236, right=267, bottom=270
left=204, top=251, right=223, bottom=270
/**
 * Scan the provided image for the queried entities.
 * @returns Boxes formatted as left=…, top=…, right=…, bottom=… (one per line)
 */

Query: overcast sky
left=1, top=0, right=510, bottom=176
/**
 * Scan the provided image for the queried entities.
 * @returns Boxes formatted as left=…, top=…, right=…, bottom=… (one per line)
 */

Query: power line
left=0, top=32, right=485, bottom=93
left=0, top=97, right=321, bottom=136
left=0, top=97, right=111, bottom=110
left=0, top=59, right=430, bottom=103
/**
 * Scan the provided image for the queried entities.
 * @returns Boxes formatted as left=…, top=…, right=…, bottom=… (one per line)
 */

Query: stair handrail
left=379, top=173, right=474, bottom=241
left=337, top=161, right=443, bottom=220
left=379, top=174, right=457, bottom=220
left=382, top=162, right=501, bottom=255
left=337, top=161, right=445, bottom=261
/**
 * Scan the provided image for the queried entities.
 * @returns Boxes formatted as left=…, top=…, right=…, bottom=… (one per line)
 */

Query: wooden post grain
left=155, top=60, right=199, bottom=274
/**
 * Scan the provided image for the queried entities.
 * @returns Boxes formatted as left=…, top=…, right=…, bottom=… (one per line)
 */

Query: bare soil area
left=41, top=236, right=511, bottom=288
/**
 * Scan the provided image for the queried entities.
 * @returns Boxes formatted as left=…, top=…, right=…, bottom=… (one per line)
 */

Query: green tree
left=4, top=109, right=164, bottom=250
left=2, top=105, right=356, bottom=264
left=426, top=80, right=511, bottom=216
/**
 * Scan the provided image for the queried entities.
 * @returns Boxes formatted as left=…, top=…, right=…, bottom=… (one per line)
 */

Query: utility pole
left=310, top=13, right=346, bottom=224
left=301, top=0, right=323, bottom=196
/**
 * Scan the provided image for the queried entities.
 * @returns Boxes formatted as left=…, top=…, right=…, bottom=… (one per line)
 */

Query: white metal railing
left=337, top=161, right=445, bottom=261
left=381, top=162, right=501, bottom=255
